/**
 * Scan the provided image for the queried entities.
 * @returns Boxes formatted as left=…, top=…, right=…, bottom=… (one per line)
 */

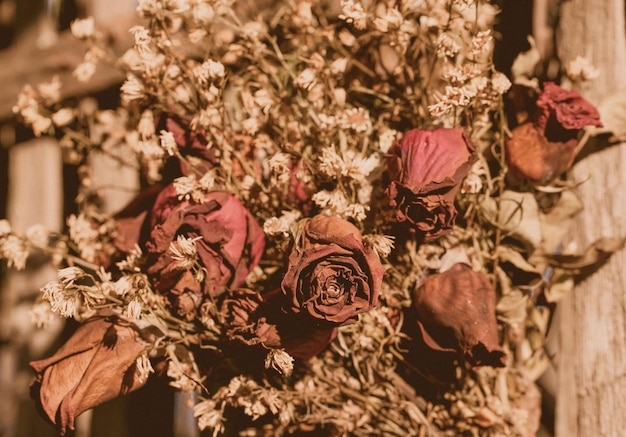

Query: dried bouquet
left=5, top=0, right=621, bottom=435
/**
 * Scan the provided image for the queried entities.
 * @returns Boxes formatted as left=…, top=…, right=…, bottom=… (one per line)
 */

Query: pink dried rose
left=219, top=288, right=337, bottom=360
left=30, top=310, right=149, bottom=435
left=507, top=82, right=602, bottom=183
left=281, top=215, right=384, bottom=325
left=412, top=263, right=506, bottom=368
left=386, top=127, right=476, bottom=241
left=116, top=185, right=265, bottom=318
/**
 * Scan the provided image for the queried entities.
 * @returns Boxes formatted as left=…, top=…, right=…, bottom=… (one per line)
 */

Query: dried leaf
left=481, top=191, right=542, bottom=250
left=496, top=289, right=528, bottom=325
left=598, top=88, right=626, bottom=138
left=531, top=237, right=626, bottom=271
left=510, top=36, right=541, bottom=88
left=538, top=190, right=583, bottom=253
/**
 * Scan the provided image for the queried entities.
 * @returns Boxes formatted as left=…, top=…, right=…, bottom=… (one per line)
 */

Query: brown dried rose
left=386, top=127, right=476, bottom=241
left=412, top=263, right=506, bottom=367
left=116, top=185, right=265, bottom=318
left=281, top=215, right=384, bottom=325
left=507, top=82, right=602, bottom=183
left=219, top=288, right=337, bottom=360
left=30, top=310, right=149, bottom=435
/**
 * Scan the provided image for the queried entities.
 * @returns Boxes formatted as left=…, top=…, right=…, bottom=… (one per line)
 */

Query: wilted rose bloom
left=219, top=288, right=337, bottom=360
left=30, top=310, right=149, bottom=435
left=116, top=185, right=265, bottom=318
left=507, top=82, right=602, bottom=183
left=281, top=215, right=384, bottom=325
left=412, top=263, right=506, bottom=368
left=386, top=127, right=476, bottom=241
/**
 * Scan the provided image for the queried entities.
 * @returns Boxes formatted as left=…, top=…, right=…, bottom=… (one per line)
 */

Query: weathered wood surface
left=556, top=0, right=626, bottom=436
left=0, top=27, right=124, bottom=121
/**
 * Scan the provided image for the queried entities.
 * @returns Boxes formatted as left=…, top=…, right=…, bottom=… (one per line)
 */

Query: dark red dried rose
left=116, top=185, right=265, bottom=318
left=535, top=82, right=602, bottom=135
left=281, top=215, right=384, bottom=325
left=219, top=288, right=337, bottom=360
left=506, top=82, right=602, bottom=183
left=412, top=263, right=506, bottom=368
left=386, top=127, right=476, bottom=241
left=30, top=310, right=148, bottom=435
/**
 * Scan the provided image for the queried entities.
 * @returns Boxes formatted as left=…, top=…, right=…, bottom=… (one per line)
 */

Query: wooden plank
left=0, top=28, right=124, bottom=121
left=555, top=1, right=626, bottom=436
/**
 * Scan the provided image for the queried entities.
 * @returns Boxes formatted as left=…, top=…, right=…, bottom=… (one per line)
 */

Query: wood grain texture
left=556, top=0, right=626, bottom=436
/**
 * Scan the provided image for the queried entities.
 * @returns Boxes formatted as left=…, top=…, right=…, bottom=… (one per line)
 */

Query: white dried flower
left=159, top=130, right=178, bottom=156
left=70, top=17, right=95, bottom=39
left=330, top=57, right=349, bottom=75
left=25, top=224, right=49, bottom=248
left=339, top=0, right=368, bottom=30
left=37, top=76, right=62, bottom=103
left=73, top=61, right=97, bottom=82
left=51, top=108, right=74, bottom=127
left=136, top=353, right=154, bottom=383
left=471, top=30, right=493, bottom=55
left=169, top=235, right=202, bottom=269
left=41, top=280, right=80, bottom=318
left=341, top=203, right=369, bottom=221
left=338, top=107, right=372, bottom=133
left=294, top=67, right=317, bottom=90
left=378, top=128, right=398, bottom=153
left=130, top=26, right=152, bottom=53
left=363, top=234, right=395, bottom=258
left=0, top=220, right=11, bottom=235
left=566, top=56, right=600, bottom=82
left=1, top=235, right=28, bottom=270
left=121, top=74, right=145, bottom=104
left=125, top=298, right=143, bottom=320
left=30, top=301, right=56, bottom=329
left=192, top=3, right=215, bottom=25
left=263, top=210, right=302, bottom=237
left=491, top=72, right=512, bottom=94
left=436, top=33, right=461, bottom=58
left=269, top=152, right=292, bottom=183
left=166, top=358, right=198, bottom=392
left=194, top=399, right=224, bottom=432
left=373, top=7, right=403, bottom=32
left=264, top=349, right=294, bottom=376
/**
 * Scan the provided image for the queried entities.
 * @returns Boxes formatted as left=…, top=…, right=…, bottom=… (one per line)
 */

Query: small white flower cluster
left=173, top=171, right=217, bottom=203
left=263, top=210, right=302, bottom=237
left=339, top=0, right=368, bottom=30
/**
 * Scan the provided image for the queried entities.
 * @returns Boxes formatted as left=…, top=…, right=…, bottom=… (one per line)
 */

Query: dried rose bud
left=281, top=215, right=384, bottom=325
left=30, top=310, right=149, bottom=435
left=386, top=127, right=476, bottom=241
left=412, top=263, right=506, bottom=367
left=163, top=114, right=219, bottom=173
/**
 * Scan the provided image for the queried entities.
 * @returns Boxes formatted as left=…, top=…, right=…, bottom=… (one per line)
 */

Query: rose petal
left=30, top=310, right=148, bottom=435
left=413, top=263, right=506, bottom=367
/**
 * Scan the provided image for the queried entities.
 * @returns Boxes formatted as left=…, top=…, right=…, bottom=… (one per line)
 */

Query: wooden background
left=1, top=0, right=624, bottom=436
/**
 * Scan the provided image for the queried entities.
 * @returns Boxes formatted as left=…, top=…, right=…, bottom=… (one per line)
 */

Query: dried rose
left=386, top=127, right=476, bottom=241
left=219, top=288, right=337, bottom=360
left=535, top=82, right=602, bottom=137
left=506, top=82, right=602, bottom=183
left=30, top=310, right=149, bottom=435
left=412, top=263, right=506, bottom=367
left=281, top=215, right=384, bottom=325
left=116, top=185, right=265, bottom=318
